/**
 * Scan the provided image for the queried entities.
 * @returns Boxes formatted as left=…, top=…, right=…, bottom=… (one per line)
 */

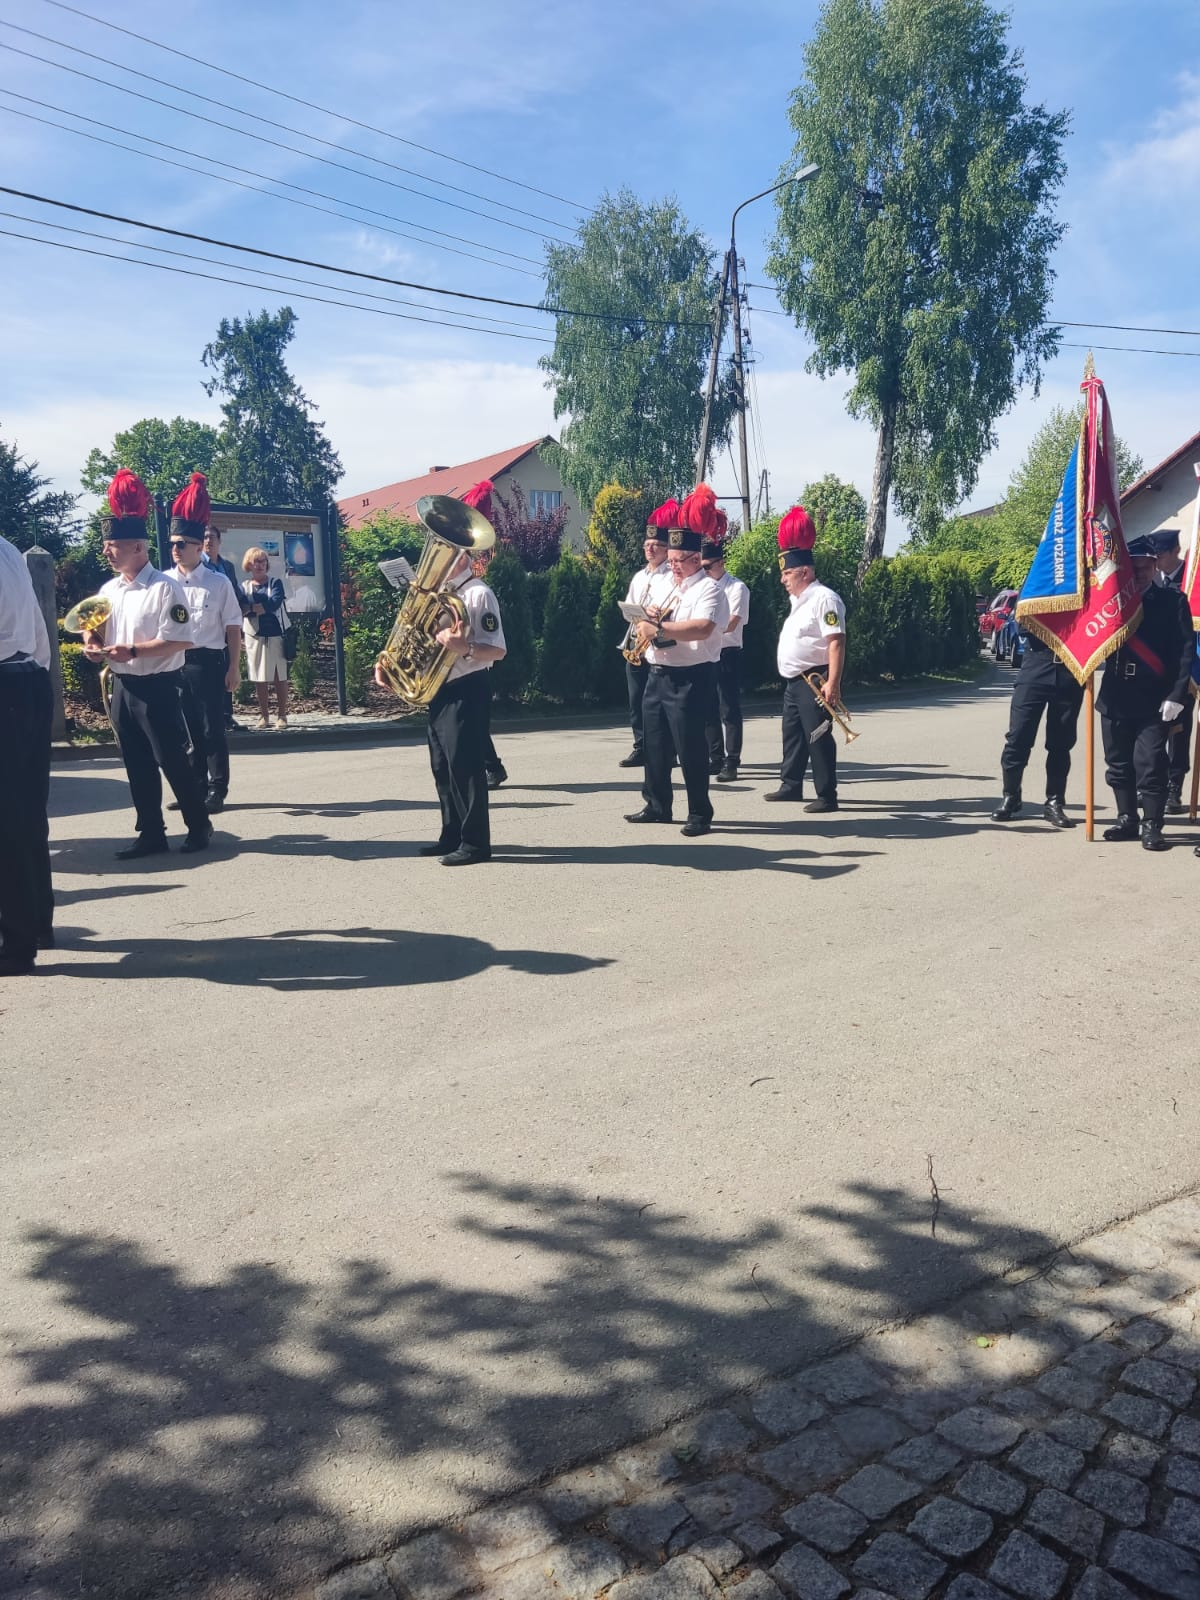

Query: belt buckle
left=1123, top=661, right=1137, bottom=678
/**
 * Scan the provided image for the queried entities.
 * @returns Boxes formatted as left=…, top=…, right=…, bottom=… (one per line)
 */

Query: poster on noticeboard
left=206, top=506, right=328, bottom=614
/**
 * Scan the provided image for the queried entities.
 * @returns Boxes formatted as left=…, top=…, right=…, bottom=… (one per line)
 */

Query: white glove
left=1161, top=700, right=1185, bottom=722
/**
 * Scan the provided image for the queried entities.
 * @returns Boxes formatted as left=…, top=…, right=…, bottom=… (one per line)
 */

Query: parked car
left=980, top=588, right=1019, bottom=653
left=996, top=608, right=1026, bottom=667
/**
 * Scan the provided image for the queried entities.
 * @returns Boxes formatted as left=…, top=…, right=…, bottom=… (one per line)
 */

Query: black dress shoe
left=179, top=825, right=213, bottom=854
left=486, top=765, right=508, bottom=790
left=205, top=795, right=226, bottom=814
left=618, top=749, right=645, bottom=768
left=1166, top=786, right=1184, bottom=815
left=708, top=763, right=723, bottom=776
left=440, top=847, right=490, bottom=866
left=418, top=841, right=456, bottom=856
left=715, top=764, right=738, bottom=783
left=991, top=793, right=1022, bottom=821
left=805, top=798, right=838, bottom=813
left=115, top=836, right=169, bottom=860
left=680, top=819, right=711, bottom=837
left=0, top=952, right=36, bottom=977
left=1103, top=814, right=1139, bottom=842
left=625, top=808, right=669, bottom=823
left=764, top=787, right=804, bottom=802
left=1142, top=820, right=1170, bottom=852
left=1043, top=798, right=1075, bottom=829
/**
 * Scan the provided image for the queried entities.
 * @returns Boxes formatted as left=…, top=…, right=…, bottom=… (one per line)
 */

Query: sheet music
left=377, top=556, right=416, bottom=590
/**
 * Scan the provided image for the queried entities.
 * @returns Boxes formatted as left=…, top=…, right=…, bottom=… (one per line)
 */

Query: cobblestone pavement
left=313, top=1194, right=1200, bottom=1600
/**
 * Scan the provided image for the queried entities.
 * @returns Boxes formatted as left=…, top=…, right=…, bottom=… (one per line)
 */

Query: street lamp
left=696, top=163, right=821, bottom=528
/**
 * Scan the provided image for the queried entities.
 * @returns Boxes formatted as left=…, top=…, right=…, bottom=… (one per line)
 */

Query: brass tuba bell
left=376, top=494, right=496, bottom=708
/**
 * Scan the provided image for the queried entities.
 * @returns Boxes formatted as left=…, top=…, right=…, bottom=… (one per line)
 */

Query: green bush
left=592, top=555, right=628, bottom=705
left=527, top=569, right=551, bottom=639
left=537, top=552, right=596, bottom=702
left=847, top=558, right=892, bottom=680
left=340, top=511, right=425, bottom=653
left=289, top=621, right=317, bottom=696
left=586, top=483, right=656, bottom=568
left=59, top=641, right=104, bottom=708
left=235, top=648, right=255, bottom=705
left=485, top=550, right=534, bottom=701
left=725, top=518, right=788, bottom=691
left=342, top=626, right=377, bottom=708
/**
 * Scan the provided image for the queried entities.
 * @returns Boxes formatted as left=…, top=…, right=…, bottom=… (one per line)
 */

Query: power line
left=0, top=188, right=713, bottom=327
left=0, top=99, right=543, bottom=277
left=40, top=0, right=593, bottom=214
left=0, top=20, right=576, bottom=232
left=0, top=37, right=573, bottom=244
left=0, top=207, right=547, bottom=332
left=1059, top=341, right=1200, bottom=360
left=0, top=87, right=548, bottom=267
left=0, top=224, right=557, bottom=342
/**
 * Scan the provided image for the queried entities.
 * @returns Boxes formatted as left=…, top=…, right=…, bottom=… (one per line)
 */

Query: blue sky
left=3, top=0, right=1199, bottom=547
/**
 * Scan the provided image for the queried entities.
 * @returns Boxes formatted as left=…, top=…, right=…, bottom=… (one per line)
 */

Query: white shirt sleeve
left=817, top=591, right=846, bottom=636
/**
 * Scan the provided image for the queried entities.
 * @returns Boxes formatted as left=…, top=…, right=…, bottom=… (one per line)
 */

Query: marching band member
left=378, top=480, right=507, bottom=866
left=701, top=512, right=750, bottom=782
left=168, top=475, right=244, bottom=814
left=991, top=632, right=1084, bottom=828
left=1149, top=527, right=1193, bottom=813
left=84, top=470, right=212, bottom=857
left=767, top=505, right=846, bottom=812
left=462, top=481, right=509, bottom=791
left=619, top=502, right=677, bottom=768
left=1097, top=534, right=1193, bottom=852
left=0, top=533, right=53, bottom=975
left=624, top=485, right=728, bottom=837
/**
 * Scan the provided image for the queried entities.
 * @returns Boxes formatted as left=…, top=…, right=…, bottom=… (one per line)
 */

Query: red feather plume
left=646, top=498, right=680, bottom=531
left=107, top=468, right=151, bottom=521
left=778, top=504, right=816, bottom=550
left=713, top=508, right=728, bottom=541
left=679, top=483, right=719, bottom=538
left=461, top=479, right=495, bottom=521
left=171, top=471, right=211, bottom=524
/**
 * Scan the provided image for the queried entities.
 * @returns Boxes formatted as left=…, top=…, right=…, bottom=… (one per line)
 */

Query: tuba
left=376, top=494, right=495, bottom=708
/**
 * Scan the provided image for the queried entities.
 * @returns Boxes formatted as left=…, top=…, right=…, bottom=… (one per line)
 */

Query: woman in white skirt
left=241, top=547, right=290, bottom=729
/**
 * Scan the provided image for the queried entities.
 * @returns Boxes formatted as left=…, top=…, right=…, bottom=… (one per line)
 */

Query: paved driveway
left=3, top=672, right=1196, bottom=1598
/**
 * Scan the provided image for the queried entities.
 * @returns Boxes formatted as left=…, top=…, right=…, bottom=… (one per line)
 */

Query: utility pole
left=728, top=248, right=752, bottom=537
left=696, top=251, right=730, bottom=484
left=756, top=469, right=770, bottom=522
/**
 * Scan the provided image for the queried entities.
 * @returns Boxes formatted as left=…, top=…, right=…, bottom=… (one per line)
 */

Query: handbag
left=282, top=608, right=299, bottom=663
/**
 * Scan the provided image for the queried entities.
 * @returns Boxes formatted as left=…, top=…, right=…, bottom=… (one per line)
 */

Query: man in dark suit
left=203, top=523, right=249, bottom=731
left=1148, top=527, right=1194, bottom=812
left=1097, top=535, right=1194, bottom=851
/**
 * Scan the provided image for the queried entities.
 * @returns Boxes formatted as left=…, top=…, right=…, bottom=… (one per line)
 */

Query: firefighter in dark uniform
left=991, top=631, right=1085, bottom=828
left=83, top=470, right=212, bottom=857
left=1097, top=534, right=1194, bottom=851
left=1149, top=527, right=1194, bottom=812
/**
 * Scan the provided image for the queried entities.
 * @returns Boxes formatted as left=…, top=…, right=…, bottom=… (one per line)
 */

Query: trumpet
left=619, top=589, right=681, bottom=666
left=803, top=670, right=859, bottom=744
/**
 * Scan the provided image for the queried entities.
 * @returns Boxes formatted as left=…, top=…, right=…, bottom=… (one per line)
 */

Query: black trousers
left=706, top=647, right=744, bottom=766
left=428, top=671, right=491, bottom=854
left=1102, top=714, right=1170, bottom=820
left=1000, top=653, right=1084, bottom=798
left=781, top=673, right=837, bottom=800
left=1168, top=694, right=1195, bottom=788
left=182, top=648, right=230, bottom=799
left=626, top=659, right=649, bottom=753
left=642, top=663, right=715, bottom=822
left=109, top=670, right=209, bottom=838
left=0, top=662, right=53, bottom=961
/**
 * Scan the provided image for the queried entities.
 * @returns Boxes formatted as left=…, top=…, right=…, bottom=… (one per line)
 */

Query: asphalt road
left=3, top=667, right=1198, bottom=1599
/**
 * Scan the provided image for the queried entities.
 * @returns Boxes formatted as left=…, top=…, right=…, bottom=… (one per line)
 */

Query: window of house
left=528, top=490, right=562, bottom=515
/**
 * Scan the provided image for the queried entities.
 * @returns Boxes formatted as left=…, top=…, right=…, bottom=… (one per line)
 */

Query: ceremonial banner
left=1181, top=463, right=1200, bottom=693
left=1016, top=366, right=1142, bottom=682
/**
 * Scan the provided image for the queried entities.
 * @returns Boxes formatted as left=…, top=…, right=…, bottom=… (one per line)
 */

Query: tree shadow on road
left=5, top=1176, right=1183, bottom=1600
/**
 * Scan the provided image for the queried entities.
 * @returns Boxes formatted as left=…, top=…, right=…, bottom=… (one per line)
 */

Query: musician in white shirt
left=700, top=527, right=751, bottom=782
left=619, top=507, right=677, bottom=767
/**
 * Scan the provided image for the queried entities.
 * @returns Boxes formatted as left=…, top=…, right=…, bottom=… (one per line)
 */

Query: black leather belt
left=186, top=646, right=226, bottom=659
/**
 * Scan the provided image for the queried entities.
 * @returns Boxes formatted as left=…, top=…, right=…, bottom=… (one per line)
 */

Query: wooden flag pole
left=1190, top=721, right=1200, bottom=823
left=1085, top=674, right=1095, bottom=840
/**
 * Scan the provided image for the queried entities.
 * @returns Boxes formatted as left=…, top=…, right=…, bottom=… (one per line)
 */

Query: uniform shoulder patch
left=481, top=611, right=499, bottom=633
left=824, top=609, right=840, bottom=626
left=170, top=603, right=189, bottom=624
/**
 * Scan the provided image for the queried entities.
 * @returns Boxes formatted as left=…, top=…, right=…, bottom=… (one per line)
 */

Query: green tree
left=485, top=550, right=535, bottom=701
left=988, top=402, right=1143, bottom=549
left=80, top=417, right=218, bottom=501
left=724, top=519, right=788, bottom=691
left=202, top=307, right=343, bottom=507
left=537, top=552, right=596, bottom=702
left=592, top=555, right=628, bottom=705
left=540, top=191, right=734, bottom=505
left=0, top=430, right=78, bottom=555
left=768, top=0, right=1068, bottom=576
left=800, top=474, right=867, bottom=529
left=585, top=483, right=657, bottom=569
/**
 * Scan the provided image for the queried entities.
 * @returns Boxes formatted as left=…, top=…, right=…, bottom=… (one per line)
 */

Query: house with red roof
left=1120, top=428, right=1200, bottom=547
left=336, top=436, right=586, bottom=546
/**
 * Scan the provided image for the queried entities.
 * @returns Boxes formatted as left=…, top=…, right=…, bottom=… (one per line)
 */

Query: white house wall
left=495, top=447, right=586, bottom=551
left=1123, top=456, right=1200, bottom=547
